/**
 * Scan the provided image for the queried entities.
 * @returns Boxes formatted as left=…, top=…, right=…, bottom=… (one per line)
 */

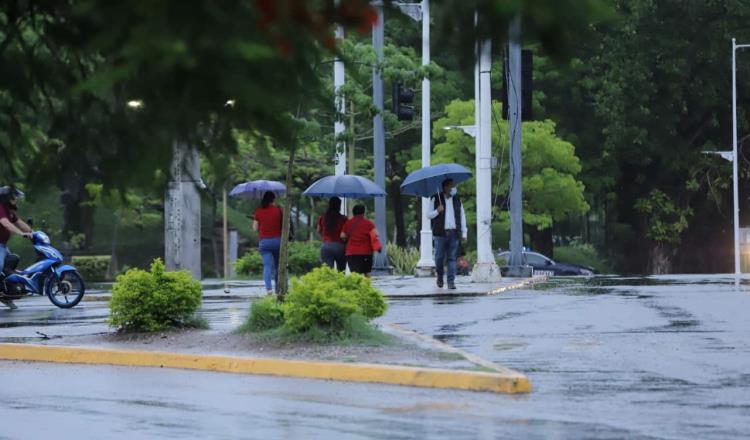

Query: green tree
left=422, top=99, right=589, bottom=254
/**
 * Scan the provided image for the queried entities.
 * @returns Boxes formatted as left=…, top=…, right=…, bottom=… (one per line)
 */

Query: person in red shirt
left=253, top=191, right=283, bottom=294
left=317, top=197, right=348, bottom=271
left=0, top=186, right=32, bottom=309
left=340, top=204, right=381, bottom=276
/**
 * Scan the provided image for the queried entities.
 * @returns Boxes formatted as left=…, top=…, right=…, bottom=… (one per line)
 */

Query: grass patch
left=239, top=314, right=394, bottom=346
left=184, top=315, right=210, bottom=330
left=468, top=364, right=500, bottom=373
left=435, top=351, right=467, bottom=361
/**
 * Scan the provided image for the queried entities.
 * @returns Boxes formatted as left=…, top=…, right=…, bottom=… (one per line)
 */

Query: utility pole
left=222, top=187, right=229, bottom=293
left=165, top=141, right=202, bottom=279
left=334, top=0, right=347, bottom=215
left=372, top=2, right=390, bottom=272
left=506, top=16, right=531, bottom=277
left=732, top=38, right=750, bottom=280
left=471, top=31, right=502, bottom=282
left=394, top=0, right=435, bottom=276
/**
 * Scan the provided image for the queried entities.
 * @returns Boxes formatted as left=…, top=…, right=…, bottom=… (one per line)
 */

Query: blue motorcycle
left=1, top=231, right=85, bottom=308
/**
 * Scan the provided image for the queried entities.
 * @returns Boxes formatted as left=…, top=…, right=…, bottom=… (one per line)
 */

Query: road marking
left=0, top=343, right=531, bottom=394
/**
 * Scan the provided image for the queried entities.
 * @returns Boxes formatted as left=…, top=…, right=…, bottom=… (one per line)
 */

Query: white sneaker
left=0, top=297, right=18, bottom=310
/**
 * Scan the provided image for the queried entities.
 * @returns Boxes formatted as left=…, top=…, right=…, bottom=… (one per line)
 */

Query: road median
left=0, top=342, right=531, bottom=394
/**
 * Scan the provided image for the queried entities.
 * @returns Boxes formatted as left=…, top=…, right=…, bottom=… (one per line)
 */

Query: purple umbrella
left=229, top=180, right=286, bottom=199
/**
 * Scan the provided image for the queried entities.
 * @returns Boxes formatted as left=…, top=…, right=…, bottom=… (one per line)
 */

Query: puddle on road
left=493, top=340, right=528, bottom=351
left=381, top=402, right=468, bottom=413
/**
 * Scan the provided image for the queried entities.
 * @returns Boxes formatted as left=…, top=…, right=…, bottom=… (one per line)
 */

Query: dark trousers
left=321, top=241, right=346, bottom=271
left=347, top=255, right=373, bottom=275
left=434, top=230, right=459, bottom=283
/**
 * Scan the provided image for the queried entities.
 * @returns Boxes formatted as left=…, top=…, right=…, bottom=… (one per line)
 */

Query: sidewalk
left=85, top=275, right=546, bottom=301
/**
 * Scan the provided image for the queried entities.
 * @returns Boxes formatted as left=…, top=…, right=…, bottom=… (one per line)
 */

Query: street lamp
left=732, top=38, right=750, bottom=278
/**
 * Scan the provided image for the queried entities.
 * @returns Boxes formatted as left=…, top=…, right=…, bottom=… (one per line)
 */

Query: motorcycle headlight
left=36, top=232, right=51, bottom=245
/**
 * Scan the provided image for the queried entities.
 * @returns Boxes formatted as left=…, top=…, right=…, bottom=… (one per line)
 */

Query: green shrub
left=109, top=259, right=203, bottom=332
left=72, top=255, right=111, bottom=281
left=554, top=244, right=611, bottom=273
left=288, top=241, right=322, bottom=274
left=282, top=266, right=387, bottom=334
left=386, top=243, right=420, bottom=275
left=243, top=296, right=285, bottom=331
left=338, top=271, right=387, bottom=318
left=235, top=241, right=321, bottom=276
left=234, top=250, right=263, bottom=276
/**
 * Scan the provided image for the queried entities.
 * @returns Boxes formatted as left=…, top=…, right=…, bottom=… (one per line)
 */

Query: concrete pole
left=222, top=187, right=229, bottom=293
left=415, top=0, right=435, bottom=276
left=228, top=229, right=238, bottom=277
left=732, top=38, right=741, bottom=278
left=506, top=16, right=530, bottom=277
left=372, top=3, right=389, bottom=271
left=471, top=37, right=501, bottom=282
left=165, top=141, right=201, bottom=279
left=334, top=6, right=347, bottom=215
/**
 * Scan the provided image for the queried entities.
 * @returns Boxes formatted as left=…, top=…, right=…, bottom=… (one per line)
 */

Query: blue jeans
left=320, top=241, right=346, bottom=271
left=0, top=244, right=8, bottom=276
left=434, top=231, right=459, bottom=284
left=259, top=238, right=281, bottom=291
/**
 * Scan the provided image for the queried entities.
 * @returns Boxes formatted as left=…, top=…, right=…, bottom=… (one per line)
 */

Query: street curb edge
left=0, top=343, right=531, bottom=394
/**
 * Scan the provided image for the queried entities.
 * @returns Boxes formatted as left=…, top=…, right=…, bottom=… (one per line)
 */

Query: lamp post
left=732, top=38, right=750, bottom=278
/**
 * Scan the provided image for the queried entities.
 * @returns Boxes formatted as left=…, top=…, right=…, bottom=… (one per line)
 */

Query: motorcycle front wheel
left=45, top=271, right=85, bottom=309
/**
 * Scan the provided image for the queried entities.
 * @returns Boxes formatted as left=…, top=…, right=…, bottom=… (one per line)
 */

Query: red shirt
left=317, top=214, right=347, bottom=243
left=342, top=215, right=376, bottom=256
left=254, top=205, right=283, bottom=240
left=0, top=204, right=18, bottom=245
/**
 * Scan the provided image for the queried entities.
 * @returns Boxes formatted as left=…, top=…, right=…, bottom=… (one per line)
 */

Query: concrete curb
left=487, top=275, right=547, bottom=295
left=382, top=323, right=524, bottom=376
left=0, top=343, right=531, bottom=394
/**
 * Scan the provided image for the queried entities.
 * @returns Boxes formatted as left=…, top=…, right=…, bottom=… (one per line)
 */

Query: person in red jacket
left=317, top=197, right=348, bottom=271
left=340, top=204, right=380, bottom=276
left=253, top=191, right=282, bottom=294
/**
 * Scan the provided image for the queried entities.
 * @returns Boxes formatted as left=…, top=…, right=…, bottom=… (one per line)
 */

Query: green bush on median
left=108, top=259, right=203, bottom=332
left=242, top=266, right=388, bottom=339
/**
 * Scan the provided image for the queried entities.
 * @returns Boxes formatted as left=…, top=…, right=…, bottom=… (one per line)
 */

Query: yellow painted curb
left=0, top=343, right=531, bottom=394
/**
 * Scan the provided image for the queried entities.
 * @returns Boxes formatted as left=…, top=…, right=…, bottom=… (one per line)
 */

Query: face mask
left=450, top=188, right=457, bottom=197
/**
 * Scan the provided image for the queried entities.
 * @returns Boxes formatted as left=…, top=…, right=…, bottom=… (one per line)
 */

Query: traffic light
left=392, top=83, right=415, bottom=121
left=501, top=49, right=533, bottom=121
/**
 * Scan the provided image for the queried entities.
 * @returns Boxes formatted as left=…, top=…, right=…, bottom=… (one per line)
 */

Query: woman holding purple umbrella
left=253, top=191, right=282, bottom=295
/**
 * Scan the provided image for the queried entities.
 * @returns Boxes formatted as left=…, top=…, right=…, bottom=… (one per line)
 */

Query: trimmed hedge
left=72, top=255, right=111, bottom=281
left=235, top=241, right=322, bottom=276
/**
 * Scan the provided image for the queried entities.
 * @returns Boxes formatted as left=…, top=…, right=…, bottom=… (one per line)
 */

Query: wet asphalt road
left=386, top=275, right=750, bottom=439
left=1, top=275, right=750, bottom=439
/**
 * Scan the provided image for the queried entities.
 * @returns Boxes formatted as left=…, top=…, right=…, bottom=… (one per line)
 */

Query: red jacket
left=342, top=215, right=376, bottom=256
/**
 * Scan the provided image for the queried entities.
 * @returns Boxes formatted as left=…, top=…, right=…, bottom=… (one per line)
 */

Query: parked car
left=496, top=250, right=596, bottom=276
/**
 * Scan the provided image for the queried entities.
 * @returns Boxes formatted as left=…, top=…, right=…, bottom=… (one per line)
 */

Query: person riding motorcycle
left=0, top=185, right=32, bottom=310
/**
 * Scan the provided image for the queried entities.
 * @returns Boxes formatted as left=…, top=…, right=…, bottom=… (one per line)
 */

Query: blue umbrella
left=229, top=180, right=286, bottom=199
left=303, top=175, right=385, bottom=198
left=400, top=163, right=473, bottom=197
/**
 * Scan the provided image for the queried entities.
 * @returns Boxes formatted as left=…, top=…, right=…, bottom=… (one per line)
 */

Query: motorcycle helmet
left=0, top=185, right=24, bottom=208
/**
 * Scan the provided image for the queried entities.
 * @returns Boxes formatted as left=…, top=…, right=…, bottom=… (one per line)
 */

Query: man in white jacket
left=427, top=179, right=467, bottom=289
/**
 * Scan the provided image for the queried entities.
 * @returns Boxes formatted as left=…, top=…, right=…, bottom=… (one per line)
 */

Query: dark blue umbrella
left=303, top=175, right=385, bottom=198
left=229, top=180, right=286, bottom=199
left=400, top=163, right=473, bottom=197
